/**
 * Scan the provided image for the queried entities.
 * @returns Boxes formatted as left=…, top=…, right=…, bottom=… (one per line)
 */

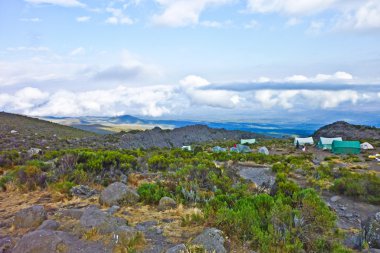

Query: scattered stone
left=136, top=220, right=158, bottom=231
left=166, top=244, right=188, bottom=253
left=120, top=174, right=128, bottom=184
left=14, top=205, right=47, bottom=229
left=158, top=197, right=177, bottom=211
left=12, top=229, right=110, bottom=253
left=190, top=228, right=227, bottom=253
left=107, top=205, right=120, bottom=215
left=37, top=220, right=60, bottom=230
left=330, top=196, right=341, bottom=202
left=61, top=208, right=84, bottom=220
left=70, top=185, right=97, bottom=199
left=0, top=236, right=12, bottom=253
left=162, top=218, right=175, bottom=223
left=27, top=147, right=42, bottom=157
left=376, top=212, right=380, bottom=222
left=99, top=182, right=139, bottom=207
left=113, top=225, right=138, bottom=240
left=80, top=206, right=127, bottom=234
left=362, top=214, right=380, bottom=249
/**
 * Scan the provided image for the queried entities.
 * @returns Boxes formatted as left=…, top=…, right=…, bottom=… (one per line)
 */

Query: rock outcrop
left=13, top=205, right=47, bottom=229
left=313, top=121, right=380, bottom=140
left=190, top=228, right=227, bottom=253
left=99, top=182, right=139, bottom=206
left=158, top=197, right=177, bottom=211
left=12, top=230, right=109, bottom=253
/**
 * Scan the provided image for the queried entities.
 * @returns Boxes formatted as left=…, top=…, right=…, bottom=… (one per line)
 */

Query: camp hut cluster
left=317, top=137, right=343, bottom=150
left=210, top=138, right=269, bottom=155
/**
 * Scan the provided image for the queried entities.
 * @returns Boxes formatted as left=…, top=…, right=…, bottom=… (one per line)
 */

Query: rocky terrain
left=0, top=112, right=266, bottom=151
left=1, top=112, right=380, bottom=253
left=313, top=121, right=380, bottom=141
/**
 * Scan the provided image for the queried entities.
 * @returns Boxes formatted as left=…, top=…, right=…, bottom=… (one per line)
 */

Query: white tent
left=294, top=137, right=314, bottom=146
left=258, top=146, right=269, bottom=155
left=361, top=142, right=374, bottom=150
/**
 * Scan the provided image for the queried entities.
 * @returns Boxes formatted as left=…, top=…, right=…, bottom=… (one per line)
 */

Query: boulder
left=190, top=228, right=227, bottom=253
left=60, top=208, right=84, bottom=220
left=166, top=244, right=188, bottom=253
left=14, top=205, right=47, bottom=229
left=158, top=197, right=177, bottom=211
left=37, top=220, right=60, bottom=230
left=27, top=148, right=42, bottom=157
left=12, top=229, right=110, bottom=253
left=80, top=206, right=127, bottom=234
left=0, top=236, right=12, bottom=253
left=107, top=205, right=120, bottom=215
left=99, top=182, right=139, bottom=206
left=330, top=196, right=341, bottom=202
left=362, top=213, right=380, bottom=249
left=70, top=185, right=97, bottom=199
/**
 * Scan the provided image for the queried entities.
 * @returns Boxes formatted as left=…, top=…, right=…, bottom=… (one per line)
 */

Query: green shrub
left=137, top=183, right=170, bottom=204
left=148, top=155, right=169, bottom=171
left=51, top=181, right=75, bottom=194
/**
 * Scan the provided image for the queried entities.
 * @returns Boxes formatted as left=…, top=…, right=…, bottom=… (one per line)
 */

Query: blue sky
left=0, top=0, right=380, bottom=124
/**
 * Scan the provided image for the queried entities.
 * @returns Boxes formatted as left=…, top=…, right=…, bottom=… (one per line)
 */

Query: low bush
left=137, top=183, right=170, bottom=204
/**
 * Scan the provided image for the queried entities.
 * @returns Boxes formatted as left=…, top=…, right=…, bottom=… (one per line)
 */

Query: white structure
left=258, top=146, right=269, bottom=155
left=181, top=145, right=192, bottom=151
left=294, top=137, right=314, bottom=146
left=240, top=139, right=256, bottom=145
left=10, top=130, right=18, bottom=134
left=318, top=137, right=343, bottom=150
left=361, top=142, right=374, bottom=150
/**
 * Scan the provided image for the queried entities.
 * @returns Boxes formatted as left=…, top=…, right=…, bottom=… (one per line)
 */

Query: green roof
left=332, top=140, right=360, bottom=148
left=331, top=140, right=361, bottom=154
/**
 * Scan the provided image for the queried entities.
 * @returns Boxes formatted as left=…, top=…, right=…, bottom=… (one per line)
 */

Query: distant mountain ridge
left=45, top=114, right=322, bottom=137
left=313, top=121, right=380, bottom=140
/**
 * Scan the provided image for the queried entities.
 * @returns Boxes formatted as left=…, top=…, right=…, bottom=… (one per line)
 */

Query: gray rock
left=12, top=229, right=110, bottom=253
left=190, top=228, right=227, bottom=253
left=362, top=214, right=380, bottom=249
left=0, top=236, right=12, bottom=253
left=166, top=244, right=188, bottom=253
left=120, top=174, right=128, bottom=184
left=107, top=205, right=120, bottom=215
left=37, top=220, right=60, bottom=230
left=330, top=196, right=341, bottom=202
left=158, top=197, right=177, bottom=211
left=61, top=208, right=84, bottom=219
left=99, top=182, right=139, bottom=207
left=80, top=206, right=126, bottom=234
left=70, top=185, right=97, bottom=199
left=27, top=148, right=42, bottom=157
left=376, top=212, right=380, bottom=222
left=14, top=205, right=47, bottom=229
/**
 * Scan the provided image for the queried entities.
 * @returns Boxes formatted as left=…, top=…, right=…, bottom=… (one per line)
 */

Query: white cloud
left=306, top=20, right=324, bottom=35
left=246, top=0, right=337, bottom=15
left=284, top=71, right=353, bottom=83
left=286, top=17, right=301, bottom=26
left=6, top=47, right=50, bottom=52
left=25, top=0, right=85, bottom=7
left=244, top=19, right=260, bottom=29
left=20, top=17, right=41, bottom=22
left=336, top=0, right=380, bottom=30
left=69, top=47, right=85, bottom=56
left=180, top=75, right=240, bottom=108
left=152, top=0, right=232, bottom=27
left=105, top=7, right=134, bottom=25
left=76, top=16, right=90, bottom=22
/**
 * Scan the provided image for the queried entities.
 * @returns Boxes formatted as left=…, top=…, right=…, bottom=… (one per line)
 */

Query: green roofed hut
left=317, top=137, right=343, bottom=150
left=332, top=140, right=361, bottom=155
left=240, top=139, right=256, bottom=145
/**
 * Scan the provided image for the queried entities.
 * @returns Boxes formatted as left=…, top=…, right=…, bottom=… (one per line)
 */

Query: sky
left=0, top=0, right=380, bottom=124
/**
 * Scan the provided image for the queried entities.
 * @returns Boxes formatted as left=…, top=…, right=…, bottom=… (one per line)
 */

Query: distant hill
left=0, top=112, right=96, bottom=150
left=313, top=121, right=380, bottom=140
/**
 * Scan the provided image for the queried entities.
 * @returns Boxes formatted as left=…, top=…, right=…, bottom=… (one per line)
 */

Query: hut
left=294, top=137, right=314, bottom=146
left=317, top=137, right=343, bottom=150
left=240, top=139, right=256, bottom=145
left=331, top=141, right=361, bottom=155
left=181, top=146, right=192, bottom=151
